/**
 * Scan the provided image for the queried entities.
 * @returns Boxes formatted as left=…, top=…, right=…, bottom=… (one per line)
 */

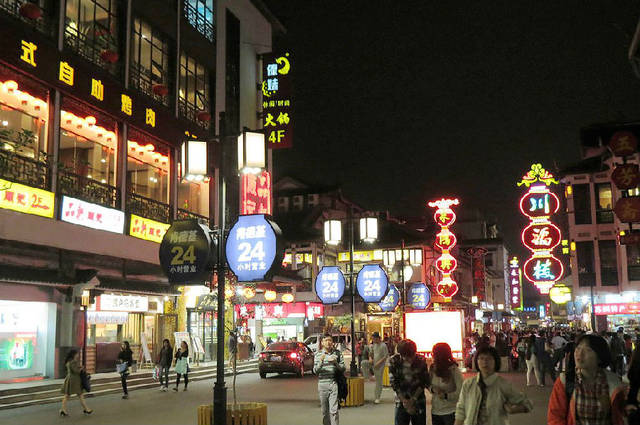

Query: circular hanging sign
left=519, top=190, right=560, bottom=219
left=523, top=255, right=564, bottom=294
left=614, top=197, right=640, bottom=223
left=408, top=282, right=431, bottom=310
left=433, top=208, right=456, bottom=227
left=315, top=266, right=346, bottom=304
left=612, top=164, right=640, bottom=190
left=226, top=214, right=282, bottom=282
left=379, top=284, right=400, bottom=312
left=609, top=131, right=638, bottom=157
left=435, top=228, right=457, bottom=251
left=355, top=264, right=389, bottom=303
left=549, top=284, right=571, bottom=304
left=436, top=276, right=459, bottom=299
left=521, top=222, right=562, bottom=252
left=159, top=220, right=215, bottom=284
left=435, top=253, right=457, bottom=274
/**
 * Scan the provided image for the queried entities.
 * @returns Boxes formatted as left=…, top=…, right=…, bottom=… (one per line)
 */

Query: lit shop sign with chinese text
left=129, top=214, right=170, bottom=243
left=409, top=282, right=431, bottom=310
left=235, top=302, right=324, bottom=320
left=315, top=266, right=346, bottom=304
left=509, top=257, right=522, bottom=310
left=355, top=264, right=389, bottom=303
left=428, top=198, right=460, bottom=300
left=0, top=179, right=54, bottom=218
left=226, top=214, right=281, bottom=282
left=241, top=170, right=271, bottom=215
left=594, top=303, right=640, bottom=316
left=159, top=220, right=214, bottom=284
left=86, top=311, right=128, bottom=324
left=262, top=52, right=293, bottom=149
left=60, top=196, right=125, bottom=233
left=99, top=294, right=148, bottom=312
left=338, top=250, right=383, bottom=262
left=517, top=164, right=563, bottom=294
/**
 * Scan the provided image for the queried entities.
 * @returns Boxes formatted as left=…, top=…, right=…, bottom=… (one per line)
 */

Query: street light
left=181, top=139, right=208, bottom=181
left=237, top=129, right=265, bottom=174
left=323, top=211, right=377, bottom=376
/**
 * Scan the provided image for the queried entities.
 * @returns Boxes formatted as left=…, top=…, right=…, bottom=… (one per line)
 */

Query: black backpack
left=335, top=368, right=348, bottom=405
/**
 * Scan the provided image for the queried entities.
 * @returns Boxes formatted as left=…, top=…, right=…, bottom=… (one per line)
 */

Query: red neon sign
left=523, top=255, right=563, bottom=294
left=241, top=170, right=271, bottom=215
left=519, top=190, right=560, bottom=219
left=428, top=198, right=460, bottom=300
left=521, top=222, right=562, bottom=252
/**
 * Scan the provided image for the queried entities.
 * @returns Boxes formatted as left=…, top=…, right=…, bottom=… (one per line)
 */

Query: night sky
left=265, top=1, right=640, bottom=255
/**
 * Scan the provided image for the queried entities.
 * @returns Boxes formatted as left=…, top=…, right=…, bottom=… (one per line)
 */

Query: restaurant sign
left=129, top=214, right=170, bottom=243
left=0, top=178, right=54, bottom=218
left=60, top=196, right=125, bottom=233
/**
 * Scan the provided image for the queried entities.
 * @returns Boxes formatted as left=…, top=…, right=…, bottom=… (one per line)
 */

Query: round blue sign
left=315, top=266, right=346, bottom=304
left=409, top=282, right=430, bottom=310
left=379, top=284, right=400, bottom=312
left=226, top=214, right=281, bottom=282
left=356, top=264, right=389, bottom=303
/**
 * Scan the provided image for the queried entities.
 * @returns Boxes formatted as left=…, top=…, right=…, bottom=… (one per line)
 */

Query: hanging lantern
left=282, top=293, right=294, bottom=303
left=100, top=49, right=119, bottom=64
left=19, top=2, right=42, bottom=19
left=264, top=290, right=276, bottom=302
left=197, top=111, right=211, bottom=122
left=242, top=287, right=256, bottom=299
left=152, top=83, right=169, bottom=97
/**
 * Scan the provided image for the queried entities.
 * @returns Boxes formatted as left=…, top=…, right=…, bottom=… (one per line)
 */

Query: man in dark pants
left=389, top=339, right=430, bottom=425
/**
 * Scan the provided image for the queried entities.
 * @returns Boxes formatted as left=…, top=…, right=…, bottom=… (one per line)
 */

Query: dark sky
left=265, top=1, right=640, bottom=254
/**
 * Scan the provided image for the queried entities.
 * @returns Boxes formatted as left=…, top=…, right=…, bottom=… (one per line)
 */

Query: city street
left=1, top=371, right=552, bottom=424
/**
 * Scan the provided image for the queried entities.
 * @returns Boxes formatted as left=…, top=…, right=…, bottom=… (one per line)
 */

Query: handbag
left=80, top=370, right=91, bottom=392
left=116, top=362, right=128, bottom=374
left=175, top=357, right=188, bottom=375
left=152, top=366, right=159, bottom=381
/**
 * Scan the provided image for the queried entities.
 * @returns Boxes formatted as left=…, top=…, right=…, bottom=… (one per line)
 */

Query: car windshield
left=267, top=342, right=297, bottom=351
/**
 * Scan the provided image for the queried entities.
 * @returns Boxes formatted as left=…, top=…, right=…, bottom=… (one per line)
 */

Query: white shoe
left=374, top=399, right=380, bottom=404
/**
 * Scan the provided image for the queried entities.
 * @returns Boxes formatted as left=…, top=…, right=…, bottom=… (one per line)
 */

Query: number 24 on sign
left=171, top=245, right=196, bottom=265
left=364, top=279, right=381, bottom=295
left=238, top=241, right=266, bottom=262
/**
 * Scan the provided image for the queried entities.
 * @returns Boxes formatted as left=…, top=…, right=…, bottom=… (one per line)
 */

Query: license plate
left=270, top=356, right=281, bottom=362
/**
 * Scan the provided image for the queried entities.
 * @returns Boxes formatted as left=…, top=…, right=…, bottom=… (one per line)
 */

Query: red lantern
left=609, top=131, right=638, bottom=157
left=152, top=83, right=169, bottom=97
left=435, top=254, right=457, bottom=273
left=612, top=164, right=640, bottom=190
left=436, top=277, right=459, bottom=299
left=519, top=190, right=560, bottom=219
left=433, top=209, right=456, bottom=227
left=100, top=49, right=119, bottom=63
left=614, top=197, right=640, bottom=223
left=19, top=2, right=42, bottom=19
left=523, top=255, right=563, bottom=294
left=521, top=222, right=562, bottom=252
left=196, top=111, right=211, bottom=122
left=435, top=228, right=457, bottom=251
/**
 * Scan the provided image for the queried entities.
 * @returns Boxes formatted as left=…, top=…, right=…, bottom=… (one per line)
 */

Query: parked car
left=258, top=342, right=315, bottom=378
left=304, top=333, right=352, bottom=353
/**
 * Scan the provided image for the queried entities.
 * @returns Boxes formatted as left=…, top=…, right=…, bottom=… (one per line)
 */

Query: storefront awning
left=96, top=275, right=180, bottom=296
left=0, top=264, right=97, bottom=287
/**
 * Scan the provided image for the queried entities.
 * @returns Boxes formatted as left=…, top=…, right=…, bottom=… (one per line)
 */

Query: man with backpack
left=314, top=334, right=345, bottom=425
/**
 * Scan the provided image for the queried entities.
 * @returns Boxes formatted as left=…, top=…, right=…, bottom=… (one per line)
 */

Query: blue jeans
left=395, top=400, right=426, bottom=425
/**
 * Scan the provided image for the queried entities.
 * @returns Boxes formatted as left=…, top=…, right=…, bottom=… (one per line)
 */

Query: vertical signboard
left=428, top=198, right=460, bottom=300
left=508, top=257, right=523, bottom=310
left=240, top=170, right=272, bottom=215
left=262, top=52, right=293, bottom=149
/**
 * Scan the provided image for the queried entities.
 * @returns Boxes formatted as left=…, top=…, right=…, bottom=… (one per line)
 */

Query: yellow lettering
left=20, top=40, right=37, bottom=67
left=59, top=62, right=74, bottom=86
left=91, top=78, right=104, bottom=101
left=121, top=94, right=132, bottom=116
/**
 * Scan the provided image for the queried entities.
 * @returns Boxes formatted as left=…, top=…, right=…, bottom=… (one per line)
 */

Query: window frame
left=595, top=183, right=614, bottom=224
left=184, top=0, right=214, bottom=42
left=178, top=52, right=210, bottom=129
left=130, top=17, right=171, bottom=106
left=572, top=184, right=592, bottom=225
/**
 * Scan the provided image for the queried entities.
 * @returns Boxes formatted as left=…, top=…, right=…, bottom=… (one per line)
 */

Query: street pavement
left=1, top=370, right=552, bottom=424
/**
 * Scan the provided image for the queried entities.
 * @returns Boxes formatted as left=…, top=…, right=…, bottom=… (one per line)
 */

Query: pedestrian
left=454, top=345, right=532, bottom=425
left=429, top=343, right=463, bottom=425
left=173, top=340, right=189, bottom=391
left=516, top=335, right=526, bottom=371
left=524, top=335, right=541, bottom=386
left=156, top=338, right=172, bottom=391
left=361, top=338, right=372, bottom=379
left=370, top=331, right=389, bottom=404
left=610, top=327, right=626, bottom=378
left=495, top=333, right=509, bottom=372
left=551, top=332, right=568, bottom=371
left=626, top=346, right=640, bottom=424
left=313, top=334, right=345, bottom=425
left=389, top=339, right=430, bottom=425
left=59, top=349, right=92, bottom=416
left=117, top=341, right=133, bottom=399
left=547, top=334, right=626, bottom=425
left=356, top=337, right=364, bottom=373
left=535, top=333, right=552, bottom=386
left=228, top=331, right=237, bottom=368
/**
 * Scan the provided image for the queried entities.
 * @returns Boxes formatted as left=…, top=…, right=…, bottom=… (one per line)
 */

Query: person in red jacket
left=547, top=334, right=626, bottom=425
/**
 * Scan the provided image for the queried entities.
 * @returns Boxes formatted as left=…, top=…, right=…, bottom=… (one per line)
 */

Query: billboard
left=404, top=311, right=464, bottom=359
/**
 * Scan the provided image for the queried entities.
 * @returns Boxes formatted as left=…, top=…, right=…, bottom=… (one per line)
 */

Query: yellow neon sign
left=0, top=179, right=54, bottom=218
left=129, top=214, right=170, bottom=243
left=20, top=40, right=37, bottom=67
left=91, top=78, right=104, bottom=101
left=59, top=61, right=74, bottom=86
left=121, top=94, right=132, bottom=116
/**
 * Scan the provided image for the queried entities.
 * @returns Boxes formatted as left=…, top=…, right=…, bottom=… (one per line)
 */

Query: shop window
left=178, top=52, right=210, bottom=129
left=277, top=196, right=289, bottom=213
left=178, top=179, right=209, bottom=217
left=573, top=184, right=592, bottom=225
left=627, top=244, right=640, bottom=281
left=307, top=194, right=319, bottom=208
left=595, top=183, right=613, bottom=224
left=64, top=0, right=119, bottom=73
left=292, top=195, right=303, bottom=211
left=184, top=0, right=214, bottom=42
left=599, top=240, right=618, bottom=286
left=576, top=241, right=595, bottom=287
left=0, top=79, right=49, bottom=189
left=131, top=18, right=171, bottom=107
left=0, top=0, right=55, bottom=36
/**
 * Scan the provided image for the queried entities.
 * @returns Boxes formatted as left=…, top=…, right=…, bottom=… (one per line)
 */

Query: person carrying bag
left=173, top=341, right=190, bottom=391
left=117, top=341, right=133, bottom=399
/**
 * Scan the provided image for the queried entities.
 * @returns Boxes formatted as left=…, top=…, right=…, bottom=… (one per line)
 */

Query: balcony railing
left=177, top=208, right=209, bottom=226
left=0, top=0, right=54, bottom=36
left=178, top=99, right=210, bottom=130
left=0, top=149, right=50, bottom=190
left=127, top=192, right=171, bottom=224
left=183, top=0, right=214, bottom=42
left=64, top=21, right=120, bottom=77
left=58, top=170, right=120, bottom=209
left=130, top=62, right=170, bottom=107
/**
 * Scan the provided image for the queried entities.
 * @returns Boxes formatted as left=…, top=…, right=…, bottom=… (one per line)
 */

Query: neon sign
left=508, top=257, right=522, bottom=310
left=518, top=164, right=563, bottom=294
left=428, top=198, right=460, bottom=300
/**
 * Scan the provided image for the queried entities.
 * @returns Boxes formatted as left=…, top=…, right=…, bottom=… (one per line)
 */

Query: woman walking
left=117, top=341, right=133, bottom=399
left=59, top=349, right=92, bottom=416
left=157, top=339, right=172, bottom=391
left=525, top=335, right=541, bottom=386
left=430, top=343, right=463, bottom=425
left=626, top=346, right=640, bottom=425
left=173, top=341, right=189, bottom=391
left=548, top=334, right=626, bottom=425
left=454, top=345, right=532, bottom=425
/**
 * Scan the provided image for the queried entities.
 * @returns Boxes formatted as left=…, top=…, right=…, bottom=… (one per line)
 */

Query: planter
left=197, top=402, right=267, bottom=425
left=152, top=84, right=169, bottom=97
left=196, top=111, right=211, bottom=122
left=382, top=364, right=391, bottom=387
left=19, top=2, right=42, bottom=19
left=340, top=376, right=364, bottom=407
left=100, top=49, right=119, bottom=64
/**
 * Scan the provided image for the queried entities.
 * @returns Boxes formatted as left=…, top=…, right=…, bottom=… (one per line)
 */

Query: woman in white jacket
left=455, top=345, right=532, bottom=425
left=524, top=335, right=541, bottom=386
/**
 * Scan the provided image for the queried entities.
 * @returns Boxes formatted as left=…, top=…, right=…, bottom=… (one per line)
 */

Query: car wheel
left=259, top=371, right=267, bottom=379
left=297, top=363, right=304, bottom=378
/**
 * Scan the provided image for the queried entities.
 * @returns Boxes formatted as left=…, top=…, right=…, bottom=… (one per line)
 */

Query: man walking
left=314, top=334, right=345, bottom=425
left=370, top=331, right=389, bottom=404
left=550, top=331, right=567, bottom=371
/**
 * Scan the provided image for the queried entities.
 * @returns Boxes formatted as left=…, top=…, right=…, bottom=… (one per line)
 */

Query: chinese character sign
left=508, top=257, right=522, bottom=310
left=0, top=179, right=54, bottom=218
left=315, top=266, right=346, bottom=304
left=379, top=284, right=400, bottom=312
left=226, top=214, right=281, bottom=282
left=60, top=196, right=124, bottom=233
left=428, top=198, right=460, bottom=300
left=518, top=164, right=563, bottom=294
left=356, top=264, right=389, bottom=303
left=159, top=220, right=215, bottom=284
left=130, top=214, right=170, bottom=243
left=262, top=52, right=293, bottom=149
left=241, top=170, right=272, bottom=215
left=408, top=283, right=431, bottom=310
left=99, top=294, right=148, bottom=312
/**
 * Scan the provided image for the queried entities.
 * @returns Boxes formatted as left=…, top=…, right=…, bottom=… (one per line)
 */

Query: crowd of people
left=314, top=327, right=640, bottom=425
